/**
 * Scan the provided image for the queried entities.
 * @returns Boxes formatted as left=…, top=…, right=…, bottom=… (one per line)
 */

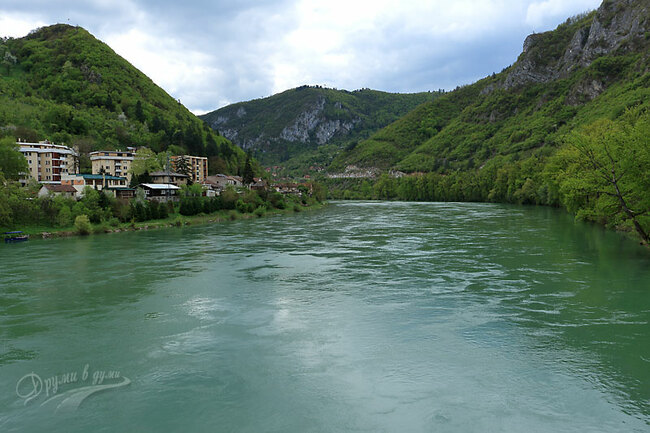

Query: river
left=1, top=201, right=648, bottom=432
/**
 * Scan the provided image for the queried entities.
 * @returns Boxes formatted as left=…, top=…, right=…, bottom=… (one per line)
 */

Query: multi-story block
left=171, top=155, right=208, bottom=184
left=90, top=150, right=135, bottom=183
left=18, top=140, right=78, bottom=185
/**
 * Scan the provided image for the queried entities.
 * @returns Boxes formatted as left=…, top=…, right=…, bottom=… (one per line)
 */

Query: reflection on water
left=0, top=201, right=648, bottom=432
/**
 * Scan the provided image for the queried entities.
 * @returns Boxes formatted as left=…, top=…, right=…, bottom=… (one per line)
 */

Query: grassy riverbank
left=6, top=201, right=326, bottom=240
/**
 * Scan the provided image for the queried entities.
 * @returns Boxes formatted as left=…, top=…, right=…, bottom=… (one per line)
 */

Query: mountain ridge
left=0, top=24, right=246, bottom=174
left=331, top=0, right=649, bottom=173
left=200, top=86, right=441, bottom=170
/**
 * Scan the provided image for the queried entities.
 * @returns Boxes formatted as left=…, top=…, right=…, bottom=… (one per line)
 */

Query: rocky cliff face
left=277, top=96, right=360, bottom=145
left=200, top=87, right=436, bottom=166
left=502, top=0, right=649, bottom=90
left=205, top=93, right=361, bottom=153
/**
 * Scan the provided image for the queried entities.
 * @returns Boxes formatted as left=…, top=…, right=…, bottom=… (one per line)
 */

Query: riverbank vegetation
left=0, top=172, right=326, bottom=238
left=327, top=109, right=650, bottom=243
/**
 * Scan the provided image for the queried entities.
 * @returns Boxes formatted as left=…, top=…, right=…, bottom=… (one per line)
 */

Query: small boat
left=4, top=231, right=29, bottom=243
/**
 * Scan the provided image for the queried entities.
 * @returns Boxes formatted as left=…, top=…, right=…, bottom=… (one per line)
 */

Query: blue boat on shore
left=4, top=231, right=29, bottom=243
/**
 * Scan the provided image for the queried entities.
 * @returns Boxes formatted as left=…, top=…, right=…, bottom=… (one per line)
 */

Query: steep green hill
left=327, top=0, right=650, bottom=242
left=333, top=1, right=650, bottom=172
left=200, top=86, right=441, bottom=170
left=0, top=24, right=246, bottom=174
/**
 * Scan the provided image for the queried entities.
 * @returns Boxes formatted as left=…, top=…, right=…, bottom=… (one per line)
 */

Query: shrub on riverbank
left=74, top=214, right=92, bottom=235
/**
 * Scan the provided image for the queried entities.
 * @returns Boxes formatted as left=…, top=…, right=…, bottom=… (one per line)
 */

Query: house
left=37, top=184, right=77, bottom=198
left=61, top=173, right=129, bottom=197
left=273, top=183, right=301, bottom=195
left=203, top=174, right=243, bottom=191
left=150, top=171, right=189, bottom=186
left=171, top=155, right=208, bottom=183
left=18, top=140, right=78, bottom=185
left=251, top=178, right=267, bottom=191
left=90, top=150, right=135, bottom=183
left=139, top=183, right=180, bottom=202
left=106, top=187, right=136, bottom=200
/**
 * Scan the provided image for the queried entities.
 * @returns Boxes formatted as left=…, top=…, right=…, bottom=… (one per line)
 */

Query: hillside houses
left=16, top=141, right=313, bottom=203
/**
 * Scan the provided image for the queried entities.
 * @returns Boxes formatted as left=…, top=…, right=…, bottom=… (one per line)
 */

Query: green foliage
left=174, top=155, right=190, bottom=177
left=0, top=137, right=29, bottom=180
left=549, top=113, right=650, bottom=241
left=242, top=154, right=254, bottom=185
left=130, top=148, right=161, bottom=177
left=56, top=205, right=72, bottom=227
left=74, top=214, right=91, bottom=235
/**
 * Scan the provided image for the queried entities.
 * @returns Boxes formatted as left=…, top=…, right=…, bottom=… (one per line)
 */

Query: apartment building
left=90, top=150, right=135, bottom=183
left=171, top=155, right=208, bottom=183
left=18, top=141, right=78, bottom=185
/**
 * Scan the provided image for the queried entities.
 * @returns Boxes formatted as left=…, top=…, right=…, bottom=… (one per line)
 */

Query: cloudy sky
left=1, top=0, right=601, bottom=114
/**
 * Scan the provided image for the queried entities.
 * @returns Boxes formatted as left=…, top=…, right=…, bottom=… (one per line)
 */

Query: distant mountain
left=200, top=86, right=441, bottom=170
left=0, top=24, right=246, bottom=174
left=332, top=0, right=650, bottom=172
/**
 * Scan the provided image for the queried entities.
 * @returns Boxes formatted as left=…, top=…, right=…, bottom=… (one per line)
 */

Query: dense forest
left=0, top=24, right=246, bottom=174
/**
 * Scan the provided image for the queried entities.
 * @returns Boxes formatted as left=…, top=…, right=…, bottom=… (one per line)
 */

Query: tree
left=554, top=116, right=650, bottom=244
left=57, top=205, right=72, bottom=227
left=74, top=214, right=92, bottom=235
left=242, top=154, right=254, bottom=185
left=2, top=50, right=17, bottom=74
left=130, top=147, right=161, bottom=178
left=135, top=100, right=145, bottom=123
left=0, top=137, right=28, bottom=180
left=173, top=155, right=190, bottom=176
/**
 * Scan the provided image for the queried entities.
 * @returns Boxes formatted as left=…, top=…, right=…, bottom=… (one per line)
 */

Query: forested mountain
left=333, top=0, right=649, bottom=172
left=200, top=86, right=441, bottom=170
left=0, top=24, right=246, bottom=174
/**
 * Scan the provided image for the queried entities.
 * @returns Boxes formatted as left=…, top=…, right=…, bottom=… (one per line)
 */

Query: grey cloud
left=2, top=1, right=601, bottom=113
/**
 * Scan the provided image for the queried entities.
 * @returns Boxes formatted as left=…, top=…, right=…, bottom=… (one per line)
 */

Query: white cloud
left=104, top=28, right=226, bottom=107
left=0, top=10, right=47, bottom=38
left=526, top=0, right=601, bottom=28
left=1, top=1, right=607, bottom=113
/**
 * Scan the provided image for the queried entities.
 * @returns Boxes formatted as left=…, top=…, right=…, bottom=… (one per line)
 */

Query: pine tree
left=243, top=154, right=254, bottom=185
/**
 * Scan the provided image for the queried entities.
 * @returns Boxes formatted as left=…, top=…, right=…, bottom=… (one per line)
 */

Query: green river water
left=1, top=201, right=648, bottom=432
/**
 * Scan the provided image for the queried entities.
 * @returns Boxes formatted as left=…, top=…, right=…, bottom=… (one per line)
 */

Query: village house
left=150, top=171, right=189, bottom=186
left=202, top=174, right=243, bottom=193
left=105, top=186, right=136, bottom=200
left=250, top=178, right=267, bottom=191
left=273, top=183, right=302, bottom=195
left=90, top=150, right=135, bottom=183
left=139, top=183, right=180, bottom=202
left=61, top=173, right=129, bottom=198
left=17, top=140, right=78, bottom=185
left=37, top=184, right=77, bottom=198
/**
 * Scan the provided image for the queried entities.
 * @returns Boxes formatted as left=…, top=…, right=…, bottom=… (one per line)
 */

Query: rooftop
left=72, top=173, right=127, bottom=181
left=42, top=184, right=77, bottom=193
left=139, top=183, right=180, bottom=190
